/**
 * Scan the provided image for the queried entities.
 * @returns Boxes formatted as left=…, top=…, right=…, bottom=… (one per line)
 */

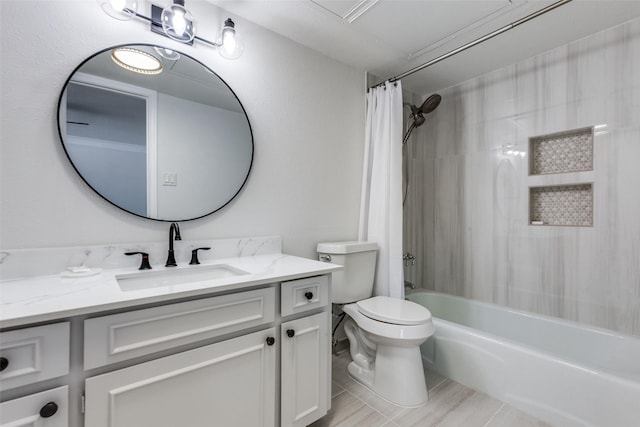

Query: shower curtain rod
left=370, top=0, right=573, bottom=89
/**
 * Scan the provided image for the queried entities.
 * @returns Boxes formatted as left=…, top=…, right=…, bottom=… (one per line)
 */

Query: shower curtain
left=358, top=81, right=404, bottom=299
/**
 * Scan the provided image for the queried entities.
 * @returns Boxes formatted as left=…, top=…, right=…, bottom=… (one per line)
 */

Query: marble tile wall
left=403, top=18, right=640, bottom=336
left=0, top=236, right=281, bottom=280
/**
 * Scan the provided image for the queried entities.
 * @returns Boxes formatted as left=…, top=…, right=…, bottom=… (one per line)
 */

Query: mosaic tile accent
left=530, top=184, right=593, bottom=226
left=530, top=127, right=593, bottom=175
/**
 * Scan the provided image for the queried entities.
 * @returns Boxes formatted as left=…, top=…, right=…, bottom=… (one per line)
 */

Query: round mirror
left=57, top=44, right=253, bottom=221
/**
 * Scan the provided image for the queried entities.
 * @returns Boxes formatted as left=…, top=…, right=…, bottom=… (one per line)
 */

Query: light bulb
left=98, top=0, right=137, bottom=20
left=161, top=2, right=195, bottom=42
left=222, top=29, right=237, bottom=56
left=110, top=0, right=125, bottom=11
left=217, top=19, right=244, bottom=59
left=171, top=9, right=187, bottom=37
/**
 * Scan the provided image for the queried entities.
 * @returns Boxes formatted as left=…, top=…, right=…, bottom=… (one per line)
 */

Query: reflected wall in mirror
left=58, top=44, right=253, bottom=221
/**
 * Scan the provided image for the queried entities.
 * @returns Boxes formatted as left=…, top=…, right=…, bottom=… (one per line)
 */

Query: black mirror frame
left=56, top=43, right=254, bottom=222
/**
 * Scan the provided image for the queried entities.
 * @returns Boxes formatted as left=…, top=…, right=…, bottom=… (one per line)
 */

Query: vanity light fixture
left=98, top=0, right=138, bottom=20
left=160, top=0, right=195, bottom=43
left=97, top=0, right=244, bottom=59
left=111, top=47, right=163, bottom=75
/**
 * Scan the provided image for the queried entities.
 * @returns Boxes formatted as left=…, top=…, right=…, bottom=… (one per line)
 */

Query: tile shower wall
left=403, top=18, right=640, bottom=336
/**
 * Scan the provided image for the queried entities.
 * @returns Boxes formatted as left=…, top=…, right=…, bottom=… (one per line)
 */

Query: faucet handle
left=189, top=247, right=211, bottom=265
left=125, top=252, right=152, bottom=270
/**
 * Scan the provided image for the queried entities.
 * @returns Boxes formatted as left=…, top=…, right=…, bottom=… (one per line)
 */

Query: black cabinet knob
left=304, top=291, right=314, bottom=300
left=0, top=357, right=8, bottom=371
left=286, top=329, right=295, bottom=338
left=39, top=402, right=58, bottom=418
left=266, top=337, right=275, bottom=346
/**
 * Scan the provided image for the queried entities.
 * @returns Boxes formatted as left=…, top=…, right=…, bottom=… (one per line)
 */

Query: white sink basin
left=116, top=264, right=250, bottom=292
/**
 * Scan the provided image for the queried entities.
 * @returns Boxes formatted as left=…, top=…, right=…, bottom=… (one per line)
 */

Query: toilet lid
left=356, top=296, right=431, bottom=325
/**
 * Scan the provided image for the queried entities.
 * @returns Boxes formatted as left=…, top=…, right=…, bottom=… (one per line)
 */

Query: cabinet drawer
left=84, top=287, right=275, bottom=370
left=85, top=329, right=276, bottom=427
left=0, top=322, right=70, bottom=391
left=281, top=276, right=329, bottom=317
left=0, top=386, right=68, bottom=427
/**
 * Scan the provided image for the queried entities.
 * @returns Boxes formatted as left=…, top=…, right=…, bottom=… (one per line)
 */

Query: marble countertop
left=0, top=253, right=342, bottom=329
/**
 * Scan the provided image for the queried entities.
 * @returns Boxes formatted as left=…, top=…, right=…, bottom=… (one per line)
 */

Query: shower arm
left=370, top=0, right=573, bottom=88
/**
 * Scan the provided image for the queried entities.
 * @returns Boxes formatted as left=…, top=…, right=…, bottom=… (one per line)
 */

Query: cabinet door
left=85, top=328, right=276, bottom=427
left=281, top=312, right=330, bottom=427
left=0, top=386, right=68, bottom=427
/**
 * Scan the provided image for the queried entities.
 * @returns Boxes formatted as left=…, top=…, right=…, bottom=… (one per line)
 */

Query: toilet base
left=347, top=343, right=428, bottom=408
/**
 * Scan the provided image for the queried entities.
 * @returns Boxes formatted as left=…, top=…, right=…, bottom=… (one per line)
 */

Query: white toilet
left=317, top=241, right=434, bottom=408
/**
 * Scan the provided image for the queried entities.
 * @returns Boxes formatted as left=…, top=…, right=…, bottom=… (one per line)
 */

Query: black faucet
left=165, top=222, right=182, bottom=267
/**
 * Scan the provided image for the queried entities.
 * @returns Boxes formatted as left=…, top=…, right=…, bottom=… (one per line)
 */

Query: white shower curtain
left=358, top=80, right=404, bottom=299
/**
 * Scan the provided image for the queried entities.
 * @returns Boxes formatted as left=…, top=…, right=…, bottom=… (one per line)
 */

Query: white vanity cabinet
left=85, top=328, right=277, bottom=427
left=1, top=270, right=333, bottom=427
left=281, top=312, right=329, bottom=427
left=280, top=276, right=331, bottom=427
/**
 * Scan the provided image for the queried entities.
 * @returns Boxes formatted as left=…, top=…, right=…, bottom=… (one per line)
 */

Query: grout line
left=342, top=387, right=397, bottom=427
left=428, top=376, right=449, bottom=394
left=428, top=375, right=448, bottom=392
left=483, top=402, right=505, bottom=427
left=331, top=386, right=347, bottom=399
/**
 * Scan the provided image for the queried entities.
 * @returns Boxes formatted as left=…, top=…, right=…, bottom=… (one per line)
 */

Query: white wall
left=0, top=0, right=366, bottom=258
left=156, top=93, right=252, bottom=220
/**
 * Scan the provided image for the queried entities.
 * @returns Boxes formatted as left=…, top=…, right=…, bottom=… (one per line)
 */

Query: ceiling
left=205, top=0, right=640, bottom=96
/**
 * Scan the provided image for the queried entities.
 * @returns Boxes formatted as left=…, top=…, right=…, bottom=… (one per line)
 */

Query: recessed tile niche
left=529, top=184, right=593, bottom=226
left=529, top=127, right=593, bottom=175
left=528, top=127, right=594, bottom=227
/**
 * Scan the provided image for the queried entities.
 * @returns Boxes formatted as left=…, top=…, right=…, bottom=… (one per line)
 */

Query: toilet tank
left=317, top=241, right=378, bottom=304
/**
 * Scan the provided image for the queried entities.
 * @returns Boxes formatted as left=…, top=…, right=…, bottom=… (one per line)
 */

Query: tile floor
left=310, top=351, right=550, bottom=427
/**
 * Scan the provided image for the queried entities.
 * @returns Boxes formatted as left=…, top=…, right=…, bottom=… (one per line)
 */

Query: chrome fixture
left=370, top=0, right=573, bottom=89
left=319, top=254, right=332, bottom=263
left=165, top=222, right=182, bottom=267
left=403, top=252, right=415, bottom=267
left=97, top=0, right=244, bottom=59
left=404, top=280, right=416, bottom=290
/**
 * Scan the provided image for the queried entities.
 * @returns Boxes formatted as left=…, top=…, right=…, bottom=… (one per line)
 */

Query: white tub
left=406, top=291, right=640, bottom=427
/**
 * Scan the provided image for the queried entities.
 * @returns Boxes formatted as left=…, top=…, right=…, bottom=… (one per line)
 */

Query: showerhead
left=419, top=94, right=442, bottom=114
left=402, top=93, right=442, bottom=147
left=409, top=93, right=441, bottom=128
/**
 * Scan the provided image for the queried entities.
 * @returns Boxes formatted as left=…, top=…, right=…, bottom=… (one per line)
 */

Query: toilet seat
left=356, top=296, right=431, bottom=325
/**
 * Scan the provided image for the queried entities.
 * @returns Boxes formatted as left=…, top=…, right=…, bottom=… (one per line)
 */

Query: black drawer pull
left=40, top=402, right=59, bottom=418
left=304, top=291, right=314, bottom=300
left=286, top=329, right=295, bottom=338
left=0, top=357, right=8, bottom=372
left=266, top=337, right=275, bottom=346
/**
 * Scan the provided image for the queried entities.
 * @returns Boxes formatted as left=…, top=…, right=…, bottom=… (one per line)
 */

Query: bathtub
left=406, top=291, right=640, bottom=427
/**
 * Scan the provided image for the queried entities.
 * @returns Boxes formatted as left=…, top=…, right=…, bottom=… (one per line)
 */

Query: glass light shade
left=217, top=19, right=244, bottom=60
left=111, top=47, right=163, bottom=75
left=161, top=3, right=196, bottom=43
left=154, top=47, right=181, bottom=61
left=98, top=0, right=137, bottom=21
